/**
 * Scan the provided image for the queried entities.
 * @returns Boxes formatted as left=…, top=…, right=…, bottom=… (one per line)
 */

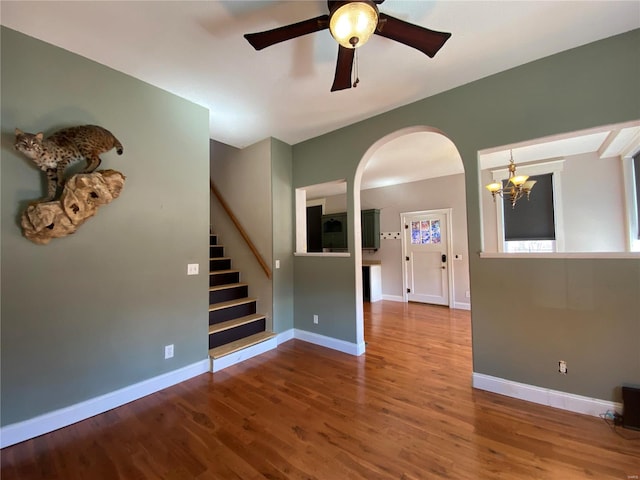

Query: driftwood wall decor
left=21, top=169, right=126, bottom=245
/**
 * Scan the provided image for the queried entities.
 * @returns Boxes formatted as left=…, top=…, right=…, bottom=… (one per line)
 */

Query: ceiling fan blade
left=375, top=13, right=451, bottom=58
left=244, top=15, right=330, bottom=50
left=331, top=45, right=355, bottom=92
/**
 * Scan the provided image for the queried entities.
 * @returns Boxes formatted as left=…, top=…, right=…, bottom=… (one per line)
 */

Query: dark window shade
left=634, top=151, right=640, bottom=239
left=504, top=173, right=555, bottom=241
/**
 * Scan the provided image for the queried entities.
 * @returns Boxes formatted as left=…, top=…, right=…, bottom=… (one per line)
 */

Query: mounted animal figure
left=14, top=125, right=123, bottom=202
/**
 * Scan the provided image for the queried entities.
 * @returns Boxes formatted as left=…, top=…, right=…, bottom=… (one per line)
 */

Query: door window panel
left=431, top=220, right=441, bottom=244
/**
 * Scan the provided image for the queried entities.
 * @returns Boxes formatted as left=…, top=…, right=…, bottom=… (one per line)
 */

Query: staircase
left=208, top=233, right=276, bottom=370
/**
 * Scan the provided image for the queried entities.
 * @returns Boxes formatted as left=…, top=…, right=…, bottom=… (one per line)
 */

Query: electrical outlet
left=275, top=260, right=280, bottom=269
left=558, top=360, right=567, bottom=374
left=465, top=290, right=471, bottom=298
left=165, top=344, right=174, bottom=359
left=187, top=263, right=199, bottom=275
left=313, top=314, right=319, bottom=325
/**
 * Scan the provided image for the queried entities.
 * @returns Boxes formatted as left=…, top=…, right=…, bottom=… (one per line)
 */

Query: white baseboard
left=294, top=329, right=366, bottom=356
left=472, top=372, right=622, bottom=417
left=211, top=336, right=278, bottom=372
left=381, top=294, right=404, bottom=302
left=276, top=329, right=295, bottom=344
left=279, top=328, right=364, bottom=356
left=380, top=295, right=470, bottom=311
left=0, top=359, right=210, bottom=449
left=452, top=301, right=471, bottom=310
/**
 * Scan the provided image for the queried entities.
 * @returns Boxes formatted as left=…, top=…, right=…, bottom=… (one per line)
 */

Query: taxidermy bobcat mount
left=14, top=124, right=123, bottom=202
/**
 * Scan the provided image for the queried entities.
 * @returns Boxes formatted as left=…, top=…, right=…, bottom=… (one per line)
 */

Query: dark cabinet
left=361, top=209, right=380, bottom=250
left=321, top=212, right=348, bottom=250
left=321, top=209, right=380, bottom=251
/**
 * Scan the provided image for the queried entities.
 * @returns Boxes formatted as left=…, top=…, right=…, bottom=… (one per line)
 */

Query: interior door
left=403, top=212, right=449, bottom=305
left=306, top=205, right=323, bottom=252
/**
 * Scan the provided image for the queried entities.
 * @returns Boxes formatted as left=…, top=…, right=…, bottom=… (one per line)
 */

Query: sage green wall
left=271, top=138, right=294, bottom=333
left=292, top=30, right=640, bottom=401
left=1, top=28, right=210, bottom=426
left=294, top=256, right=357, bottom=340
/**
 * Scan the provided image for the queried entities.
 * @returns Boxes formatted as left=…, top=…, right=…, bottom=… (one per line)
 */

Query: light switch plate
left=187, top=263, right=199, bottom=275
left=165, top=344, right=174, bottom=359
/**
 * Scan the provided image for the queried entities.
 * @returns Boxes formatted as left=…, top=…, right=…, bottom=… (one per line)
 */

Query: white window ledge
left=294, top=252, right=351, bottom=257
left=480, top=252, right=640, bottom=259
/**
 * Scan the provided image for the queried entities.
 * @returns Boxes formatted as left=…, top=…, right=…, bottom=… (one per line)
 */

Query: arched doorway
left=352, top=126, right=467, bottom=348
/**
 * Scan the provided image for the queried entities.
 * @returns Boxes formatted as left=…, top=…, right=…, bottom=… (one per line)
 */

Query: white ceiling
left=479, top=121, right=640, bottom=171
left=2, top=1, right=638, bottom=191
left=362, top=131, right=462, bottom=190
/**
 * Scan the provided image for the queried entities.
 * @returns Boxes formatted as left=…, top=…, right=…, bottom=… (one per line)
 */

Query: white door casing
left=401, top=209, right=453, bottom=306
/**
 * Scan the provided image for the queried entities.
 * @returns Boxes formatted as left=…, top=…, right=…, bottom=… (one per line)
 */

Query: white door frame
left=401, top=208, right=454, bottom=306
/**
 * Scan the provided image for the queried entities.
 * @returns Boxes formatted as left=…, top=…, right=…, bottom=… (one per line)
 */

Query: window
left=411, top=219, right=441, bottom=245
left=480, top=120, right=640, bottom=255
left=503, top=173, right=556, bottom=252
left=634, top=152, right=640, bottom=239
left=623, top=149, right=640, bottom=252
left=488, top=160, right=565, bottom=253
left=504, top=173, right=555, bottom=240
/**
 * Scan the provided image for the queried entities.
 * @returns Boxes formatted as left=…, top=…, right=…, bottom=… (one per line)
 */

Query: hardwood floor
left=2, top=301, right=638, bottom=479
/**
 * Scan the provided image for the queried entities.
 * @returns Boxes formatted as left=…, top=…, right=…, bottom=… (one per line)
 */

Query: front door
left=402, top=211, right=450, bottom=306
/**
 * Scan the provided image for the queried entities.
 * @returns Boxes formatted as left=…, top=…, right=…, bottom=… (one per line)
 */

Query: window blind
left=504, top=173, right=555, bottom=241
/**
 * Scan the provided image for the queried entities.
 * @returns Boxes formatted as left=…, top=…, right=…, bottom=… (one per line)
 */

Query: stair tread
left=209, top=331, right=276, bottom=359
left=210, top=265, right=233, bottom=273
left=209, top=313, right=266, bottom=335
left=209, top=269, right=239, bottom=275
left=209, top=282, right=248, bottom=292
left=209, top=297, right=256, bottom=312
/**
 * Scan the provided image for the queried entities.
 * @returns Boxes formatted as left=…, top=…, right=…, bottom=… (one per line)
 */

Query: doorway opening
left=306, top=204, right=323, bottom=253
left=353, top=126, right=468, bottom=349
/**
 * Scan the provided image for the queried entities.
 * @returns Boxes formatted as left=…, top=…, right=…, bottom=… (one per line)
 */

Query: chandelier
left=485, top=150, right=537, bottom=208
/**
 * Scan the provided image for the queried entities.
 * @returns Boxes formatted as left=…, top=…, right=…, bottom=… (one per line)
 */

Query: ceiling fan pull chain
left=353, top=48, right=360, bottom=88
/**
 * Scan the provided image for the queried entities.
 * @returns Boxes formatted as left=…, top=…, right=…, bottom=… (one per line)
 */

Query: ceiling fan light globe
left=330, top=1, right=379, bottom=49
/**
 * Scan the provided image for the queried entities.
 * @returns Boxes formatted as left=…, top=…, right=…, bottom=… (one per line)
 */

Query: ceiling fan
left=244, top=0, right=451, bottom=92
